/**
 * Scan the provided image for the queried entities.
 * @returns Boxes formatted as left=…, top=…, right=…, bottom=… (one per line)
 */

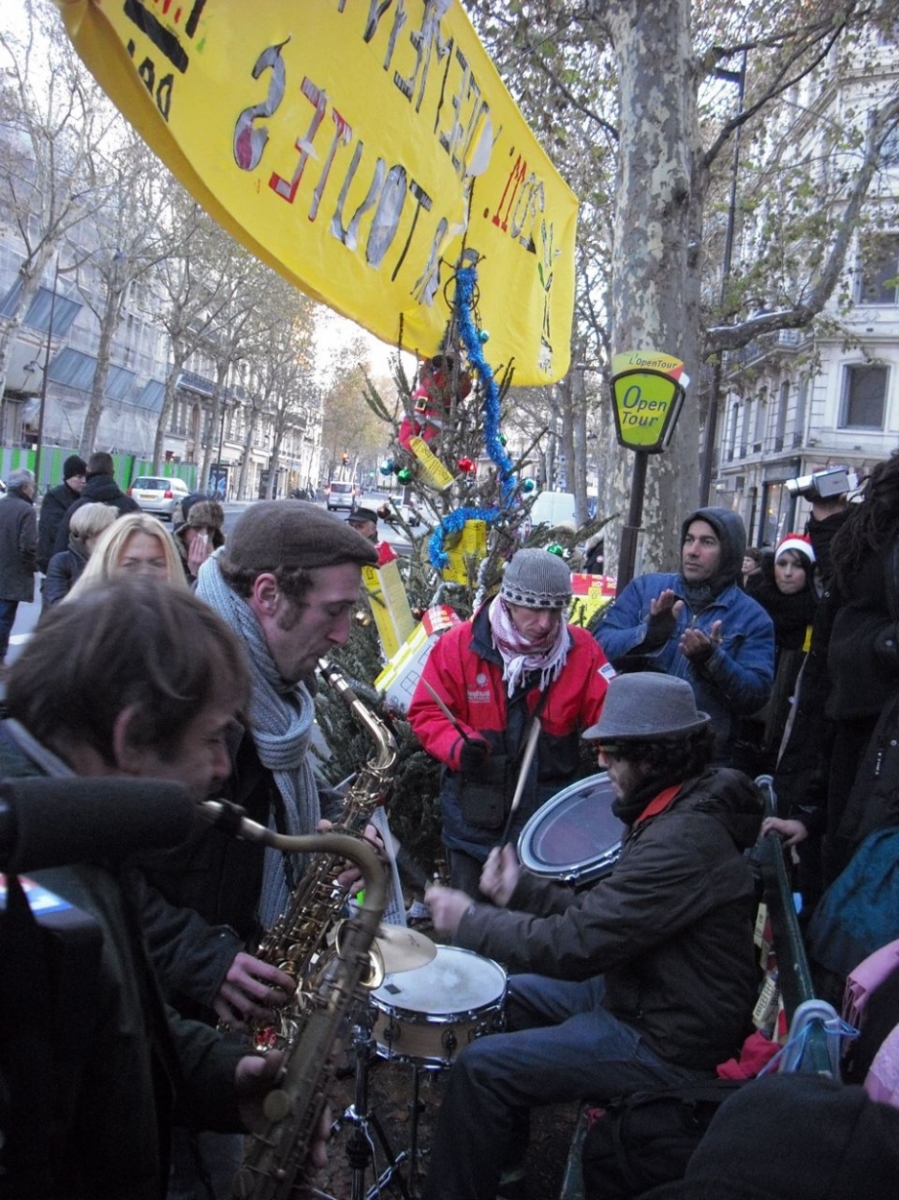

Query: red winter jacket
left=407, top=605, right=614, bottom=858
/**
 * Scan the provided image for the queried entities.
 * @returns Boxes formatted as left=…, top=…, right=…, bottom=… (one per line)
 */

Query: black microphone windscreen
left=0, top=777, right=196, bottom=873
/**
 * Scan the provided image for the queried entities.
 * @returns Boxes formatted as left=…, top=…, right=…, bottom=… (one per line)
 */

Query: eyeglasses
left=595, top=742, right=623, bottom=758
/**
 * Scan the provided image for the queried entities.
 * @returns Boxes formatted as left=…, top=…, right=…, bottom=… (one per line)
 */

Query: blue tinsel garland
left=428, top=265, right=515, bottom=570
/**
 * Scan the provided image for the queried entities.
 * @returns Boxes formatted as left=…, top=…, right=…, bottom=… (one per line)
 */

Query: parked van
left=527, top=490, right=577, bottom=528
left=325, top=480, right=358, bottom=511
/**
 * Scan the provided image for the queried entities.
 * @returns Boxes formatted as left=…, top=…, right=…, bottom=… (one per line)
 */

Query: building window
left=47, top=348, right=96, bottom=391
left=841, top=364, right=887, bottom=429
left=105, top=365, right=137, bottom=401
left=856, top=233, right=899, bottom=304
left=138, top=380, right=166, bottom=413
left=0, top=281, right=82, bottom=336
left=773, top=381, right=788, bottom=451
left=724, top=399, right=738, bottom=462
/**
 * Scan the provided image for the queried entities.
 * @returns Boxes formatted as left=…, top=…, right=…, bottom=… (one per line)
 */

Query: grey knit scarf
left=196, top=554, right=321, bottom=927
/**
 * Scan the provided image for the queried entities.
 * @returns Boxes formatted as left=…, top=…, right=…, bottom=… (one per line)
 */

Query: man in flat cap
left=423, top=672, right=764, bottom=1200
left=143, top=501, right=379, bottom=953
left=139, top=501, right=378, bottom=1198
left=346, top=505, right=380, bottom=544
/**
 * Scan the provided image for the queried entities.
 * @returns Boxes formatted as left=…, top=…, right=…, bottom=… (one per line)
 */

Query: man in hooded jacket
left=593, top=506, right=774, bottom=763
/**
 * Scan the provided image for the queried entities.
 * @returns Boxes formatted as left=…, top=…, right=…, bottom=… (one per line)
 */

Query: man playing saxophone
left=137, top=501, right=382, bottom=1198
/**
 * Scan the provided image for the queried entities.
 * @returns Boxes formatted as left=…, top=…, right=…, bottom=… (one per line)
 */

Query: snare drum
left=517, top=772, right=623, bottom=886
left=370, top=945, right=506, bottom=1069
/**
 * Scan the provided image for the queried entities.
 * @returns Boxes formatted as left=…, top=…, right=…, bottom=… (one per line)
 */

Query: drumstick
left=422, top=679, right=474, bottom=745
left=498, top=717, right=542, bottom=847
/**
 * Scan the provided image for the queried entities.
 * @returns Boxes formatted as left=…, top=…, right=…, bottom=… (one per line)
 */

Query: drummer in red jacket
left=407, top=548, right=615, bottom=895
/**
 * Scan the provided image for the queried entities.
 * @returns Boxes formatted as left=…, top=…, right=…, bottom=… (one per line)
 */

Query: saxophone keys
left=262, top=1088, right=294, bottom=1122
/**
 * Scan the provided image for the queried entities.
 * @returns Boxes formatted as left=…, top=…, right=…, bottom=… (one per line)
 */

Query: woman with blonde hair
left=68, top=512, right=187, bottom=600
left=42, top=502, right=118, bottom=608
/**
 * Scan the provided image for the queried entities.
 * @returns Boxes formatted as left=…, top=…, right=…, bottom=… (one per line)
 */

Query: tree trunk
left=153, top=340, right=188, bottom=471
left=237, top=402, right=260, bottom=500
left=79, top=285, right=125, bottom=455
left=199, top=358, right=230, bottom=493
left=606, top=0, right=706, bottom=573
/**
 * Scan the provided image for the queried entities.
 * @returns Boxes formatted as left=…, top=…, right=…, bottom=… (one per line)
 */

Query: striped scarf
left=196, top=554, right=321, bottom=927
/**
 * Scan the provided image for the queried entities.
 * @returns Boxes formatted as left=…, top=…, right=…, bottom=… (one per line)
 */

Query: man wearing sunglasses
left=424, top=672, right=764, bottom=1200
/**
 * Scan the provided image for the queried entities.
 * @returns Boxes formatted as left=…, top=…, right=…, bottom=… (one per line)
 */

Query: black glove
left=459, top=738, right=490, bottom=775
left=644, top=607, right=678, bottom=648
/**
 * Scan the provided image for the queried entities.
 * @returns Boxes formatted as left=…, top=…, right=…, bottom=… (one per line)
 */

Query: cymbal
left=373, top=923, right=437, bottom=974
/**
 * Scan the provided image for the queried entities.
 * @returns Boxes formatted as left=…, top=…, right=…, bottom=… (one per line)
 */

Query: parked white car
left=127, top=475, right=191, bottom=519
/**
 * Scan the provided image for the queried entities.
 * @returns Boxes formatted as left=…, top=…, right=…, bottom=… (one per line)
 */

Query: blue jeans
left=421, top=974, right=706, bottom=1200
left=0, top=598, right=19, bottom=663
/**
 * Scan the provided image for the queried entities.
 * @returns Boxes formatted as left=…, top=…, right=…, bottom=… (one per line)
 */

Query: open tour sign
left=610, top=352, right=689, bottom=453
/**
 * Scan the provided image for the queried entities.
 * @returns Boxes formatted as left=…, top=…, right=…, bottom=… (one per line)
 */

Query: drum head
left=518, top=772, right=624, bottom=884
left=371, top=945, right=506, bottom=1018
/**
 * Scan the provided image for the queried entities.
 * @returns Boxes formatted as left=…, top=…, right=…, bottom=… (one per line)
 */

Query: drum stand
left=331, top=1007, right=430, bottom=1200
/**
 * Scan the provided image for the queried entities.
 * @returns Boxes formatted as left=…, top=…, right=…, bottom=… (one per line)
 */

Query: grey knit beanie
left=500, top=548, right=572, bottom=610
left=224, top=500, right=378, bottom=573
left=584, top=673, right=710, bottom=741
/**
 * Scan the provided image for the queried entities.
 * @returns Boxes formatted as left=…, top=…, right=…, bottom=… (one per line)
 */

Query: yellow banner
left=55, top=0, right=577, bottom=383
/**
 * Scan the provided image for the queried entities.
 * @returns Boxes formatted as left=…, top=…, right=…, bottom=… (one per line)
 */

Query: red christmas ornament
left=457, top=457, right=476, bottom=473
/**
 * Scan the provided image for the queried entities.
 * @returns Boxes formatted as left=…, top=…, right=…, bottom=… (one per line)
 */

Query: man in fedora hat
left=424, top=672, right=764, bottom=1200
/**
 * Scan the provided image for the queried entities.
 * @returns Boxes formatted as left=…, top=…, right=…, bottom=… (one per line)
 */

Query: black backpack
left=581, top=1080, right=744, bottom=1200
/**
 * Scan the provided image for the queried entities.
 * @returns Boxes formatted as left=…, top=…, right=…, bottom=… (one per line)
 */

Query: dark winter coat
left=407, top=604, right=613, bottom=859
left=0, top=725, right=246, bottom=1200
left=771, top=509, right=852, bottom=824
left=42, top=544, right=88, bottom=607
left=0, top=486, right=37, bottom=601
left=37, top=481, right=80, bottom=572
left=825, top=529, right=899, bottom=721
left=52, top=473, right=140, bottom=556
left=136, top=718, right=343, bottom=1017
left=737, top=559, right=817, bottom=772
left=459, top=767, right=764, bottom=1071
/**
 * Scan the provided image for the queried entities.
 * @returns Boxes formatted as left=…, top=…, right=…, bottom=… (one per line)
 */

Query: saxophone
left=225, top=829, right=386, bottom=1200
left=200, top=659, right=397, bottom=1198
left=241, top=657, right=397, bottom=1050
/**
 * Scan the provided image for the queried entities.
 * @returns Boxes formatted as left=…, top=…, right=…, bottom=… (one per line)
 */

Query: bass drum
left=517, top=772, right=623, bottom=886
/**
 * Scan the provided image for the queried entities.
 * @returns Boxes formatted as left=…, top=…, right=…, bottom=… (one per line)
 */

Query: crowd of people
left=2, top=451, right=899, bottom=1199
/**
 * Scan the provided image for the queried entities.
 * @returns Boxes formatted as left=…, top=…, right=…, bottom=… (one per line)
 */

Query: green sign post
left=610, top=356, right=688, bottom=591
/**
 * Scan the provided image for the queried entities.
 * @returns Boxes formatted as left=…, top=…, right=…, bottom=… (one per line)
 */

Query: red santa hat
left=775, top=533, right=816, bottom=563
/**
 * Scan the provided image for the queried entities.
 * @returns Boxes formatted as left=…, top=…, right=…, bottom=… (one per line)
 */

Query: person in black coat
left=42, top=502, right=118, bottom=609
left=36, top=454, right=86, bottom=573
left=0, top=467, right=38, bottom=664
left=51, top=451, right=140, bottom=557
left=768, top=452, right=899, bottom=890
left=0, top=582, right=309, bottom=1199
left=733, top=533, right=818, bottom=777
